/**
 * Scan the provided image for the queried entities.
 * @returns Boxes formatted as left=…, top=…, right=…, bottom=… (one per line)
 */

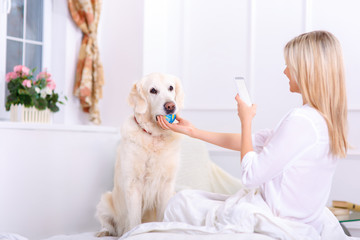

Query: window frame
left=0, top=0, right=52, bottom=121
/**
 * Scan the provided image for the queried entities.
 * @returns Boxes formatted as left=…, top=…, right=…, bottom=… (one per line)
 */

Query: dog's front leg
left=156, top=181, right=175, bottom=222
left=123, top=184, right=142, bottom=234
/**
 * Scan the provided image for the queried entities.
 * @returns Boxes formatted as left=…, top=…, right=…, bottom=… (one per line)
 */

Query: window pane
left=6, top=40, right=23, bottom=74
left=25, top=43, right=42, bottom=77
left=26, top=0, right=43, bottom=41
left=7, top=0, right=24, bottom=39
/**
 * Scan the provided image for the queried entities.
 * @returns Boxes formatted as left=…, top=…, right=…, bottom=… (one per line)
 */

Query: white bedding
left=119, top=189, right=351, bottom=240
left=0, top=231, right=273, bottom=240
left=4, top=230, right=360, bottom=240
left=42, top=232, right=274, bottom=240
left=0, top=233, right=29, bottom=240
left=36, top=190, right=355, bottom=240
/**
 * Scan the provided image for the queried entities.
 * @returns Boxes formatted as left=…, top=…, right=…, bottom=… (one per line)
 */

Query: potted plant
left=5, top=65, right=66, bottom=123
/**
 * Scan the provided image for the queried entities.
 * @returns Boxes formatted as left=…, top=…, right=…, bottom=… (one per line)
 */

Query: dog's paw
left=95, top=230, right=111, bottom=237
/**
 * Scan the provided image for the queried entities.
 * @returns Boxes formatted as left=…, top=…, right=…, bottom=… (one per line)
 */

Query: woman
left=157, top=31, right=348, bottom=235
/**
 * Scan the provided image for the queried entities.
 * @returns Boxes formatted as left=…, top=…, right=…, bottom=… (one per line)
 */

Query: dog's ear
left=127, top=82, right=147, bottom=114
left=174, top=76, right=184, bottom=109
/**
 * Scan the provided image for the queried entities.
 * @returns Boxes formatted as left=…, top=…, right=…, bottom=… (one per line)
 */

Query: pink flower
left=13, top=65, right=30, bottom=76
left=36, top=71, right=51, bottom=80
left=22, top=80, right=32, bottom=88
left=13, top=65, right=23, bottom=72
left=46, top=79, right=56, bottom=90
left=5, top=72, right=18, bottom=82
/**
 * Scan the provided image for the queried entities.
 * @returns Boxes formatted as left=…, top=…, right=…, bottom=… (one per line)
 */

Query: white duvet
left=2, top=189, right=355, bottom=240
left=120, top=188, right=351, bottom=240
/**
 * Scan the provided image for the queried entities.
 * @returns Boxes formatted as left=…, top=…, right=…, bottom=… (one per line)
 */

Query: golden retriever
left=95, top=73, right=184, bottom=237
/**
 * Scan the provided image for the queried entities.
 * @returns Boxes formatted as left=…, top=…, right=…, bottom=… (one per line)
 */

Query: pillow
left=176, top=136, right=243, bottom=195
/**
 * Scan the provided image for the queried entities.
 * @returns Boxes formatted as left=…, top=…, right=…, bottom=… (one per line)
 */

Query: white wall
left=0, top=123, right=119, bottom=240
left=48, top=0, right=144, bottom=127
left=143, top=0, right=360, bottom=205
left=50, top=0, right=92, bottom=125
left=98, top=0, right=144, bottom=127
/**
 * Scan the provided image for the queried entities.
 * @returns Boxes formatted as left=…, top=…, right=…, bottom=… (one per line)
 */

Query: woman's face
left=284, top=66, right=300, bottom=93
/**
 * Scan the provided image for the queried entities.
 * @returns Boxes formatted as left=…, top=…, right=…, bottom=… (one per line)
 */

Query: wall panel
left=251, top=0, right=304, bottom=130
left=181, top=0, right=249, bottom=110
left=310, top=0, right=360, bottom=110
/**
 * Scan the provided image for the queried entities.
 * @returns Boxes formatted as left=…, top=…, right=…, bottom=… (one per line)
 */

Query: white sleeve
left=240, top=114, right=318, bottom=188
left=252, top=129, right=273, bottom=153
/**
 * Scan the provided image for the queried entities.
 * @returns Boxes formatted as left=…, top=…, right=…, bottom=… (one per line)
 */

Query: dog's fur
left=95, top=73, right=184, bottom=237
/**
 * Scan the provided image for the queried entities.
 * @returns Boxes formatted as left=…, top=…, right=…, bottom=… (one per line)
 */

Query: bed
left=43, top=232, right=275, bottom=240
left=0, top=133, right=354, bottom=240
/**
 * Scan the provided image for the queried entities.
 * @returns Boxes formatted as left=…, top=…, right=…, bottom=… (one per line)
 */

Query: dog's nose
left=164, top=102, right=176, bottom=114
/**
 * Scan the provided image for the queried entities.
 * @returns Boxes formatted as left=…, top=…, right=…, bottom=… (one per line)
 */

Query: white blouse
left=240, top=104, right=338, bottom=233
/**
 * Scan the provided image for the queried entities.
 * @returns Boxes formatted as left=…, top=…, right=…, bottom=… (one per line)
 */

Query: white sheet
left=119, top=189, right=352, bottom=240
left=41, top=232, right=116, bottom=240
left=41, top=232, right=274, bottom=240
left=0, top=233, right=29, bottom=240
left=125, top=232, right=274, bottom=240
left=37, top=206, right=360, bottom=240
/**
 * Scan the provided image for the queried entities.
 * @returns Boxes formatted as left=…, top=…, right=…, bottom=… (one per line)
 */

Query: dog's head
left=128, top=73, right=184, bottom=123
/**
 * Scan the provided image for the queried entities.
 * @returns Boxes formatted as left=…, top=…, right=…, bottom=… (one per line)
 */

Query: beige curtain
left=68, top=0, right=104, bottom=124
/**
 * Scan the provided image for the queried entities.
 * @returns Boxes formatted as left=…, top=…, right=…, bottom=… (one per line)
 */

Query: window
left=6, top=0, right=44, bottom=76
left=0, top=0, right=51, bottom=120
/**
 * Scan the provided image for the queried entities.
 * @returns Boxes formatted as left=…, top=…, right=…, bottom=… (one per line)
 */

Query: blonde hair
left=284, top=31, right=348, bottom=158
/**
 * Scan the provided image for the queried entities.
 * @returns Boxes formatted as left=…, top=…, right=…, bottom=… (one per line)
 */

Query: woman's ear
left=127, top=82, right=147, bottom=114
left=174, top=77, right=184, bottom=109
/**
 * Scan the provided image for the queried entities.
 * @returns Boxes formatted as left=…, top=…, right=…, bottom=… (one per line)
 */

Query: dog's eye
left=150, top=88, right=158, bottom=94
left=169, top=86, right=174, bottom=91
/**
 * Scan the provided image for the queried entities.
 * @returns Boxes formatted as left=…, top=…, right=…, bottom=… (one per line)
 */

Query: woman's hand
left=235, top=94, right=256, bottom=159
left=157, top=115, right=196, bottom=137
left=235, top=94, right=257, bottom=124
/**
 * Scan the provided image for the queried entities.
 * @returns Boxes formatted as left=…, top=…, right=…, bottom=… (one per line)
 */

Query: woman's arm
left=240, top=114, right=318, bottom=188
left=193, top=129, right=241, bottom=151
left=157, top=94, right=256, bottom=152
left=157, top=115, right=242, bottom=151
left=241, top=121, right=253, bottom=160
left=235, top=94, right=257, bottom=160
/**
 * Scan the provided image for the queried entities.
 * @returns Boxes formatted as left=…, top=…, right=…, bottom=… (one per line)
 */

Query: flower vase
left=10, top=104, right=52, bottom=123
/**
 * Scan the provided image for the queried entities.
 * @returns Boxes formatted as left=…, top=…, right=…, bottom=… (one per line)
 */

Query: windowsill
left=0, top=121, right=120, bottom=134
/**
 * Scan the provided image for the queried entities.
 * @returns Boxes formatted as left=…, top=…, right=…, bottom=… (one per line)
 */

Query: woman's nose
left=284, top=66, right=289, bottom=75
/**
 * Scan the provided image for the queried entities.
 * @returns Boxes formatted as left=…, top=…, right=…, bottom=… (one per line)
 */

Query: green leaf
left=48, top=102, right=59, bottom=112
left=22, top=95, right=33, bottom=106
left=51, top=93, right=59, bottom=102
left=35, top=78, right=46, bottom=88
left=34, top=98, right=47, bottom=110
left=28, top=87, right=36, bottom=96
left=7, top=93, right=18, bottom=103
left=6, top=93, right=19, bottom=110
left=5, top=102, right=11, bottom=111
left=18, top=89, right=29, bottom=95
left=8, top=81, right=19, bottom=92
